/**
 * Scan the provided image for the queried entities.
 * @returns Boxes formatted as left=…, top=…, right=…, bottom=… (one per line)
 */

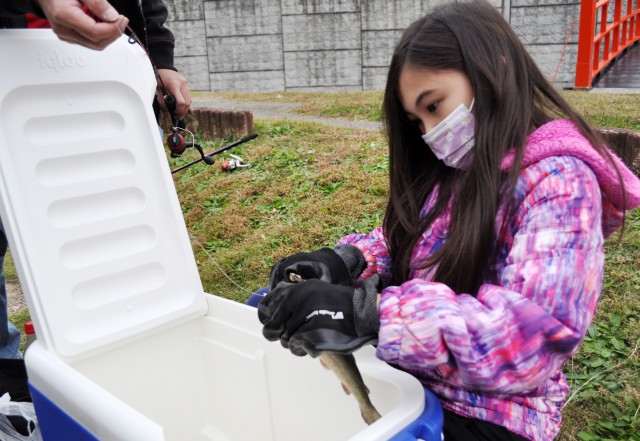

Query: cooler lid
left=0, top=30, right=207, bottom=361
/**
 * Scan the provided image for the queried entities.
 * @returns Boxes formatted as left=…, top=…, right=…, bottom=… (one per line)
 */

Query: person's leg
left=443, top=409, right=528, bottom=441
left=0, top=217, right=21, bottom=359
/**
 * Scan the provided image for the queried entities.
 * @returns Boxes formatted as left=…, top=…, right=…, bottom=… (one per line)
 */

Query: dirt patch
left=7, top=280, right=26, bottom=315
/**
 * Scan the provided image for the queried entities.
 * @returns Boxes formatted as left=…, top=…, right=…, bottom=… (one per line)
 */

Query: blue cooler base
left=29, top=383, right=98, bottom=441
left=30, top=384, right=442, bottom=441
left=389, top=388, right=443, bottom=441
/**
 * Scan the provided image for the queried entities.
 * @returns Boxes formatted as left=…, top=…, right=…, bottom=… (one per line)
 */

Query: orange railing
left=575, top=0, right=640, bottom=88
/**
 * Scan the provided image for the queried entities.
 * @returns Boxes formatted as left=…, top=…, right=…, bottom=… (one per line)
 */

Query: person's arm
left=141, top=0, right=190, bottom=119
left=376, top=156, right=604, bottom=394
left=1, top=0, right=128, bottom=50
left=140, top=0, right=173, bottom=69
left=0, top=1, right=42, bottom=15
left=336, top=227, right=394, bottom=285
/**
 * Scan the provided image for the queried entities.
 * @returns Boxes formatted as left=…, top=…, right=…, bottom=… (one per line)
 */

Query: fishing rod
left=161, top=94, right=258, bottom=174
left=170, top=133, right=258, bottom=174
left=122, top=29, right=258, bottom=176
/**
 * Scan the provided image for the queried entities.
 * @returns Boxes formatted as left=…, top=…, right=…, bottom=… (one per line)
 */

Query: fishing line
left=176, top=126, right=196, bottom=151
left=189, top=233, right=255, bottom=295
left=124, top=25, right=171, bottom=101
left=125, top=25, right=256, bottom=296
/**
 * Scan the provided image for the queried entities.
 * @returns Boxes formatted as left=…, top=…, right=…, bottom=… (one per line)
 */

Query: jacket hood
left=501, top=119, right=640, bottom=236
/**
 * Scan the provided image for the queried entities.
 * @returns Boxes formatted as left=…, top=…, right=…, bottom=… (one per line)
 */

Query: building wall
left=164, top=0, right=580, bottom=91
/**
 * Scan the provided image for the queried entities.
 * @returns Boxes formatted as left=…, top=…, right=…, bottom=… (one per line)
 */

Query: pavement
left=191, top=87, right=639, bottom=135
left=191, top=96, right=383, bottom=132
left=588, top=88, right=640, bottom=94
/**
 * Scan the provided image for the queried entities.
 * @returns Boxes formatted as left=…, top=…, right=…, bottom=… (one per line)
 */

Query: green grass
left=169, top=120, right=388, bottom=302
left=4, top=251, right=18, bottom=283
left=559, top=210, right=640, bottom=441
left=561, top=91, right=640, bottom=131
left=9, top=91, right=640, bottom=440
left=10, top=308, right=31, bottom=353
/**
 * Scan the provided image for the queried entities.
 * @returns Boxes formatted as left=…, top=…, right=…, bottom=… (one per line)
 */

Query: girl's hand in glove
left=268, top=248, right=351, bottom=289
left=258, top=277, right=381, bottom=357
left=268, top=245, right=366, bottom=289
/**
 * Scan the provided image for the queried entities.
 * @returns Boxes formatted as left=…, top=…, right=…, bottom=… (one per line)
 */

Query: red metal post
left=612, top=0, right=621, bottom=53
left=576, top=0, right=598, bottom=87
left=601, top=1, right=610, bottom=67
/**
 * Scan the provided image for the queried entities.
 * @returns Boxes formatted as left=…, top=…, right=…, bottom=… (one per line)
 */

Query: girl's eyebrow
left=415, top=89, right=435, bottom=108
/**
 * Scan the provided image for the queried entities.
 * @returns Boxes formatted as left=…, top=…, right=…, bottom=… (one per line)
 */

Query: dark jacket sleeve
left=0, top=1, right=42, bottom=16
left=0, top=0, right=43, bottom=27
left=141, top=0, right=176, bottom=70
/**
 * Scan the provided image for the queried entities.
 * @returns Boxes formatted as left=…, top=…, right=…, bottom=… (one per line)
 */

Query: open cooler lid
left=0, top=30, right=207, bottom=361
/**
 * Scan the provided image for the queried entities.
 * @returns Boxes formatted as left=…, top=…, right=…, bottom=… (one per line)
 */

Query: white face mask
left=421, top=99, right=475, bottom=169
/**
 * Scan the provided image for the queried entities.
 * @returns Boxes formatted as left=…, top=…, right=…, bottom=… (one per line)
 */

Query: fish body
left=319, top=351, right=382, bottom=425
left=287, top=272, right=382, bottom=425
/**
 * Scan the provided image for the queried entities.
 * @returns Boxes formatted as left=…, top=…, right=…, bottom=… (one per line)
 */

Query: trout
left=319, top=351, right=382, bottom=425
left=288, top=273, right=382, bottom=425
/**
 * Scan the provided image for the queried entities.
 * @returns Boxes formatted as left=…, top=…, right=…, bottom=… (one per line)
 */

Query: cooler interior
left=67, top=295, right=422, bottom=441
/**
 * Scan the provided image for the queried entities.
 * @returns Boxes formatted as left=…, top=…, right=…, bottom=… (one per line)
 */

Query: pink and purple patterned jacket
left=337, top=119, right=640, bottom=441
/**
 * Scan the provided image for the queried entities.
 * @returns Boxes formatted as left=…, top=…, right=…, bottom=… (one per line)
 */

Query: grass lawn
left=12, top=90, right=640, bottom=440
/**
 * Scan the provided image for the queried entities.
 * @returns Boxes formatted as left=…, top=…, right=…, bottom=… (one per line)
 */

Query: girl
left=257, top=1, right=640, bottom=440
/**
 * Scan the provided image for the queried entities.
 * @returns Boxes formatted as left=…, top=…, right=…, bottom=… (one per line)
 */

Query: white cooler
left=0, top=29, right=442, bottom=441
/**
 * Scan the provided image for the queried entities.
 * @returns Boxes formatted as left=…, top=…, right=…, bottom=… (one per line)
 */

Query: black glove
left=269, top=247, right=353, bottom=289
left=258, top=277, right=381, bottom=357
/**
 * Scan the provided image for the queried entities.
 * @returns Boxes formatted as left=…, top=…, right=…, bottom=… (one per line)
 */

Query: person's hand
left=258, top=278, right=381, bottom=357
left=37, top=0, right=128, bottom=50
left=269, top=248, right=352, bottom=289
left=155, top=69, right=191, bottom=120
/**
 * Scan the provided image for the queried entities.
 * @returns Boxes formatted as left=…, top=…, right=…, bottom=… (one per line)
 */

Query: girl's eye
left=426, top=101, right=439, bottom=113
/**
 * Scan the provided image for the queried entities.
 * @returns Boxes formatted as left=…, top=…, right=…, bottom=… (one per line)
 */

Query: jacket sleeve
left=336, top=227, right=393, bottom=285
left=141, top=0, right=175, bottom=70
left=0, top=1, right=42, bottom=16
left=376, top=156, right=605, bottom=394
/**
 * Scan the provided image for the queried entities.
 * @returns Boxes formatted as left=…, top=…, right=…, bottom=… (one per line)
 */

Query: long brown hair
left=382, top=0, right=623, bottom=294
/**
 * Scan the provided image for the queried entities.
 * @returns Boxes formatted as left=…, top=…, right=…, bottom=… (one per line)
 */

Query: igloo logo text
left=37, top=51, right=87, bottom=72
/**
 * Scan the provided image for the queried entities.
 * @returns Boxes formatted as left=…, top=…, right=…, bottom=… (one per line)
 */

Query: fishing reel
left=164, top=95, right=215, bottom=165
left=221, top=154, right=252, bottom=172
left=166, top=126, right=215, bottom=165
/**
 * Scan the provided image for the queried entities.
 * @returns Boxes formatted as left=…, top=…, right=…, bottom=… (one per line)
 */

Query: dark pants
left=443, top=409, right=528, bottom=441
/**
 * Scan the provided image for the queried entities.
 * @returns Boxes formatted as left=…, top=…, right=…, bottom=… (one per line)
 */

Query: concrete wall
left=164, top=0, right=581, bottom=91
left=510, top=0, right=581, bottom=88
